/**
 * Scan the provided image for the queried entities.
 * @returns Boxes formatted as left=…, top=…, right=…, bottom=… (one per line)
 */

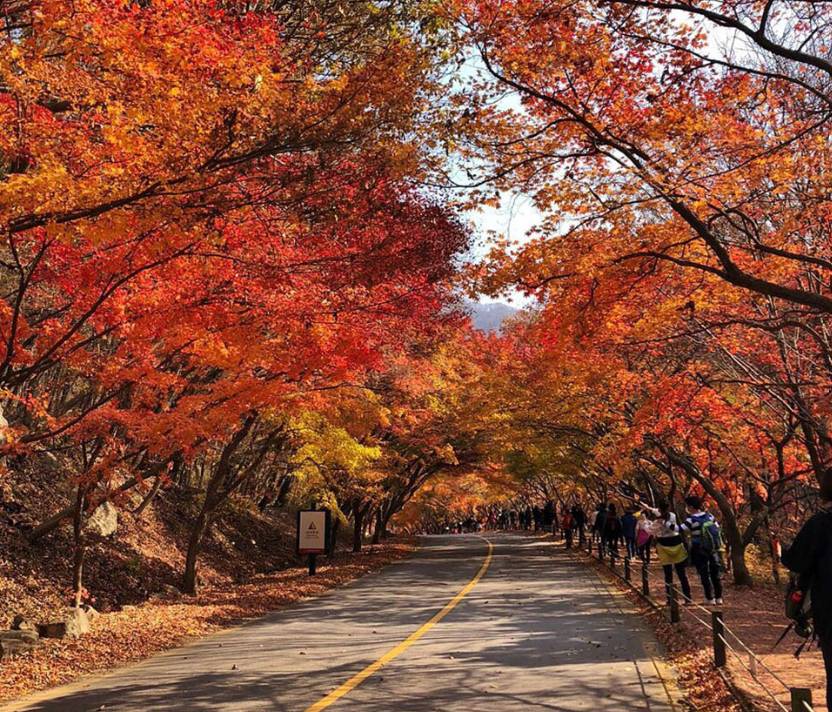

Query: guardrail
left=569, top=534, right=816, bottom=712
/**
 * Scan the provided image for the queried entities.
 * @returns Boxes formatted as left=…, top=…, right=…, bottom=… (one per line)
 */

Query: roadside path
left=3, top=533, right=680, bottom=711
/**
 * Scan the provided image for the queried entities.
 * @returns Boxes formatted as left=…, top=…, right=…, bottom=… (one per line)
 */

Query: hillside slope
left=1, top=463, right=329, bottom=627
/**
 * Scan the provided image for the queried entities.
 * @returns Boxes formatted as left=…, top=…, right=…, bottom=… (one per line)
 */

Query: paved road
left=4, top=534, right=681, bottom=712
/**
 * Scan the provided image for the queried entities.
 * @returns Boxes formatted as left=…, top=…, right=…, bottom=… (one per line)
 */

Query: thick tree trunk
left=727, top=534, right=753, bottom=585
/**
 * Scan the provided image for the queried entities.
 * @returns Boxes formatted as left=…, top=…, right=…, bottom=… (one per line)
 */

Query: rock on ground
left=0, top=630, right=39, bottom=661
left=84, top=502, right=118, bottom=538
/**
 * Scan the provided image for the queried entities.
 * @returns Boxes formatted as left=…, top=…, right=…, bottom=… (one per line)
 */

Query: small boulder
left=81, top=604, right=100, bottom=621
left=64, top=607, right=91, bottom=639
left=84, top=501, right=118, bottom=538
left=38, top=607, right=92, bottom=640
left=11, top=615, right=37, bottom=633
left=0, top=630, right=39, bottom=660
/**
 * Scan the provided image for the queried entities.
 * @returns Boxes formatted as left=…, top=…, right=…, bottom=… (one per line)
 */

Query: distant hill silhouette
left=467, top=301, right=519, bottom=332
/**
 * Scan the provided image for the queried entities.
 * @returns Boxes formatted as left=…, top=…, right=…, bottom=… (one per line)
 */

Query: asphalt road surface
left=4, top=533, right=681, bottom=712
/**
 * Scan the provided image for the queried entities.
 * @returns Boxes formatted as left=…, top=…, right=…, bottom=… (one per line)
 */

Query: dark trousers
left=663, top=563, right=691, bottom=602
left=822, top=636, right=832, bottom=711
left=691, top=547, right=723, bottom=600
left=624, top=535, right=637, bottom=559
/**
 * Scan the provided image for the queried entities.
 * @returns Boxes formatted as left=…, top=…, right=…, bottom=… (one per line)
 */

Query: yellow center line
left=304, top=537, right=495, bottom=712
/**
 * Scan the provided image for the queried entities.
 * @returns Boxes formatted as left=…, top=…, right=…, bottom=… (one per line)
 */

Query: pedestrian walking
left=782, top=472, right=832, bottom=711
left=621, top=508, right=638, bottom=559
left=636, top=511, right=653, bottom=564
left=680, top=496, right=724, bottom=605
left=573, top=503, right=587, bottom=544
left=603, top=503, right=622, bottom=557
left=562, top=508, right=574, bottom=548
left=543, top=500, right=556, bottom=534
left=646, top=500, right=691, bottom=604
left=593, top=503, right=608, bottom=555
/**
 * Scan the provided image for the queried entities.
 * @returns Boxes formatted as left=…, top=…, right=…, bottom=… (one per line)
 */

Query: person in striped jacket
left=680, top=496, right=724, bottom=605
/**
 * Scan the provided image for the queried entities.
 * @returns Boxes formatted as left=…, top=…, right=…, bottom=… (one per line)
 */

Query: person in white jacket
left=635, top=512, right=653, bottom=563
left=644, top=501, right=691, bottom=604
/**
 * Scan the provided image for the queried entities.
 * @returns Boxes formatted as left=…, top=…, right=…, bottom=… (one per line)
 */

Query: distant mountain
left=467, top=301, right=519, bottom=333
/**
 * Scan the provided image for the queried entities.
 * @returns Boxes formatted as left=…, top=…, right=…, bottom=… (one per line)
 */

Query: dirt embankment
left=0, top=465, right=412, bottom=702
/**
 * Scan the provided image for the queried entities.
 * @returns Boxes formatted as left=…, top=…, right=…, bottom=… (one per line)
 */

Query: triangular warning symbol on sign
left=308, top=522, right=317, bottom=531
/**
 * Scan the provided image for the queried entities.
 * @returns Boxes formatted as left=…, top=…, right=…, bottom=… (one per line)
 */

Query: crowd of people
left=440, top=480, right=832, bottom=709
left=579, top=496, right=726, bottom=606
left=448, top=496, right=729, bottom=606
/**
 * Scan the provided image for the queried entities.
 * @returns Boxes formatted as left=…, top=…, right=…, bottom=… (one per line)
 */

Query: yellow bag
left=657, top=542, right=688, bottom=566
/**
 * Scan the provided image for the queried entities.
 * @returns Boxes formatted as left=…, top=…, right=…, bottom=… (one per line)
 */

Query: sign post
left=297, top=509, right=329, bottom=576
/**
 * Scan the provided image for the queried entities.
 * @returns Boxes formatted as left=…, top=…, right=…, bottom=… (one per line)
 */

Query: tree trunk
left=380, top=507, right=394, bottom=540
left=181, top=413, right=261, bottom=594
left=723, top=516, right=753, bottom=586
left=182, top=502, right=212, bottom=595
left=769, top=534, right=781, bottom=584
left=133, top=476, right=163, bottom=518
left=276, top=475, right=293, bottom=506
left=371, top=508, right=383, bottom=545
left=352, top=505, right=365, bottom=553
left=656, top=442, right=754, bottom=586
left=328, top=518, right=340, bottom=556
left=71, top=485, right=87, bottom=608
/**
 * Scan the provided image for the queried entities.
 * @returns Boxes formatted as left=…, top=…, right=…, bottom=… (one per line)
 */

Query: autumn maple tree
left=1, top=0, right=471, bottom=599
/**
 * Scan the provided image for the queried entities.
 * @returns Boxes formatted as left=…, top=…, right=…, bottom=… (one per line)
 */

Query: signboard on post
left=297, top=510, right=329, bottom=575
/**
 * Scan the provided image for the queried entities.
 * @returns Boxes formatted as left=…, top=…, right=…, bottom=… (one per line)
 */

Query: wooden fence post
left=712, top=611, right=726, bottom=668
left=790, top=688, right=812, bottom=711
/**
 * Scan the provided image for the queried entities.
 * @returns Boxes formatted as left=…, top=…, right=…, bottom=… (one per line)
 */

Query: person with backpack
left=621, top=508, right=638, bottom=559
left=781, top=472, right=832, bottom=710
left=646, top=500, right=692, bottom=605
left=680, top=495, right=724, bottom=605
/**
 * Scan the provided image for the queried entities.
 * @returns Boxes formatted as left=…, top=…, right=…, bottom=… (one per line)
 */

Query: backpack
left=700, top=518, right=723, bottom=554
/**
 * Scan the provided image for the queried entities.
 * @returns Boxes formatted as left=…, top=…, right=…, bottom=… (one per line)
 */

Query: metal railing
left=570, top=534, right=816, bottom=712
